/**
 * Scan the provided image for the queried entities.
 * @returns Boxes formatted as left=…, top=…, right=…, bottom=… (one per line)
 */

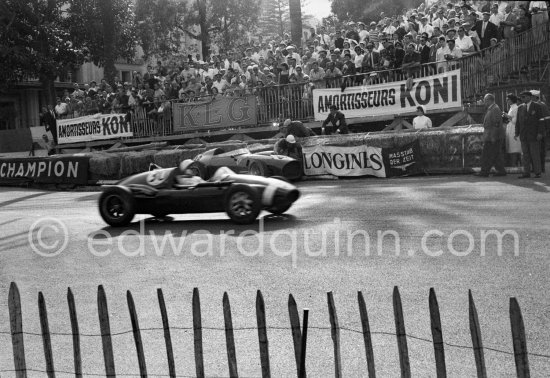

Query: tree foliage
left=0, top=0, right=83, bottom=88
left=330, top=0, right=423, bottom=23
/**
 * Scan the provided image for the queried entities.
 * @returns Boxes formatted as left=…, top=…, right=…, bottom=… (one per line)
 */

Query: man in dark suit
left=42, top=104, right=58, bottom=146
left=531, top=90, right=549, bottom=173
left=473, top=12, right=499, bottom=50
left=476, top=93, right=506, bottom=177
left=361, top=42, right=381, bottom=73
left=516, top=91, right=545, bottom=178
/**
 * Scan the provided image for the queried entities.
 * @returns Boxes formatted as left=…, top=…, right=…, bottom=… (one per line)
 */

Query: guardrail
left=3, top=282, right=547, bottom=377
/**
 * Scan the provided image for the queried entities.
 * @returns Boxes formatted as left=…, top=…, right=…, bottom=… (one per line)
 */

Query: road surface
left=0, top=174, right=549, bottom=377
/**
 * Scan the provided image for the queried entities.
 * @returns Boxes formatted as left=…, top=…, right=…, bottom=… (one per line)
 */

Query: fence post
left=193, top=287, right=205, bottom=378
left=38, top=292, right=55, bottom=378
left=97, top=285, right=116, bottom=378
left=327, top=291, right=342, bottom=378
left=222, top=292, right=238, bottom=378
left=510, top=298, right=530, bottom=378
left=429, top=288, right=447, bottom=378
left=157, top=288, right=176, bottom=378
left=288, top=294, right=302, bottom=377
left=67, top=288, right=82, bottom=378
left=256, top=290, right=271, bottom=378
left=468, top=290, right=487, bottom=378
left=9, top=282, right=27, bottom=378
left=127, top=291, right=148, bottom=378
left=393, top=286, right=411, bottom=378
left=299, top=309, right=309, bottom=378
left=357, top=291, right=376, bottom=378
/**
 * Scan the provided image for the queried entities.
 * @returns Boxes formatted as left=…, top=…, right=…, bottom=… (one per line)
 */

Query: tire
left=187, top=162, right=207, bottom=179
left=99, top=188, right=136, bottom=227
left=225, top=185, right=262, bottom=224
left=248, top=161, right=266, bottom=176
left=267, top=202, right=292, bottom=215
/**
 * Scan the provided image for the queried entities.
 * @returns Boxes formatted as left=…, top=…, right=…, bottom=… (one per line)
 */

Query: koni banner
left=173, top=95, right=257, bottom=132
left=312, top=69, right=461, bottom=121
left=57, top=114, right=133, bottom=144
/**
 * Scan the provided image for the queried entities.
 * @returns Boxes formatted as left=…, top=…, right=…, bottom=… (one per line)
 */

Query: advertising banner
left=57, top=114, right=133, bottom=144
left=383, top=140, right=424, bottom=177
left=0, top=156, right=89, bottom=185
left=302, top=144, right=386, bottom=177
left=173, top=95, right=258, bottom=131
left=312, top=69, right=461, bottom=121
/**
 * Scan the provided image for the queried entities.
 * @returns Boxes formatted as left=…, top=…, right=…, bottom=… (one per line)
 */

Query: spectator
left=280, top=118, right=316, bottom=137
left=514, top=7, right=531, bottom=35
left=475, top=93, right=506, bottom=177
left=500, top=4, right=518, bottom=40
left=322, top=105, right=348, bottom=134
left=419, top=15, right=434, bottom=37
left=516, top=91, right=544, bottom=178
left=504, top=93, right=521, bottom=167
left=445, top=39, right=462, bottom=70
left=401, top=43, right=421, bottom=77
left=308, top=61, right=325, bottom=88
left=529, top=1, right=548, bottom=31
left=455, top=26, right=475, bottom=55
left=474, top=11, right=499, bottom=50
left=489, top=3, right=503, bottom=28
left=54, top=97, right=69, bottom=119
left=435, top=37, right=450, bottom=73
left=412, top=105, right=432, bottom=129
left=532, top=90, right=549, bottom=172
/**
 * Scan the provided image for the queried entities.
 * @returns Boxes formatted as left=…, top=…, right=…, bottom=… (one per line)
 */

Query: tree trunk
left=39, top=0, right=57, bottom=106
left=289, top=0, right=302, bottom=47
left=197, top=0, right=209, bottom=59
left=99, top=0, right=117, bottom=86
left=278, top=2, right=284, bottom=36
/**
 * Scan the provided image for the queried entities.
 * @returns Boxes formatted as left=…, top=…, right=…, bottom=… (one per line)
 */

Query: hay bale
left=119, top=150, right=157, bottom=178
left=88, top=152, right=122, bottom=179
left=418, top=130, right=447, bottom=156
left=444, top=134, right=463, bottom=155
left=438, top=153, right=463, bottom=168
left=153, top=150, right=186, bottom=168
left=390, top=132, right=418, bottom=147
left=464, top=133, right=484, bottom=154
left=179, top=148, right=206, bottom=161
left=464, top=153, right=482, bottom=168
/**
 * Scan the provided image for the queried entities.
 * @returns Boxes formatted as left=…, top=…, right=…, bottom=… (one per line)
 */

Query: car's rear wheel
left=99, top=188, right=135, bottom=227
left=248, top=162, right=266, bottom=176
left=267, top=202, right=292, bottom=215
left=225, top=185, right=261, bottom=224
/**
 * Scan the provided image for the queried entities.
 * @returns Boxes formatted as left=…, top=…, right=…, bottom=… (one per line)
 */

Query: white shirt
left=455, top=35, right=474, bottom=52
left=530, top=1, right=548, bottom=11
left=489, top=12, right=503, bottom=27
left=432, top=17, right=447, bottom=30
left=354, top=54, right=364, bottom=69
left=413, top=115, right=432, bottom=129
left=418, top=23, right=434, bottom=37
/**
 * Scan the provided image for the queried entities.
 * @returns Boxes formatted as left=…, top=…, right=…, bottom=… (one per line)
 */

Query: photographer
left=322, top=105, right=349, bottom=135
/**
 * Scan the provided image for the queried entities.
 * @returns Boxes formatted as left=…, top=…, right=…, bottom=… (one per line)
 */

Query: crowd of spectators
left=48, top=0, right=548, bottom=126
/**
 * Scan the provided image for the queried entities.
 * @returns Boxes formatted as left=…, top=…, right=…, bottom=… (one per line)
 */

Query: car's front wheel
left=99, top=188, right=136, bottom=227
left=225, top=185, right=261, bottom=224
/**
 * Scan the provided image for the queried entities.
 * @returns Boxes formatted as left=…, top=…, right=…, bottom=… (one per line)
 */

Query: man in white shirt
left=412, top=106, right=432, bottom=129
left=358, top=23, right=370, bottom=43
left=435, top=37, right=450, bottom=73
left=212, top=73, right=228, bottom=94
left=54, top=97, right=70, bottom=119
left=489, top=3, right=503, bottom=27
left=418, top=16, right=434, bottom=37
left=432, top=9, right=448, bottom=30
left=455, top=26, right=475, bottom=55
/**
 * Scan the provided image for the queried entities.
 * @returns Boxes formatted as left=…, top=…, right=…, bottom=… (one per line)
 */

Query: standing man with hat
left=473, top=11, right=499, bottom=50
left=475, top=93, right=506, bottom=177
left=531, top=90, right=549, bottom=172
left=515, top=91, right=545, bottom=178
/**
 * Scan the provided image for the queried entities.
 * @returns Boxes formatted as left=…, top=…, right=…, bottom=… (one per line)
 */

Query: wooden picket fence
left=3, top=282, right=539, bottom=377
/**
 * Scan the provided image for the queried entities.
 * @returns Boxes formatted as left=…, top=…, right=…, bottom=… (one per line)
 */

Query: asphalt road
left=0, top=174, right=549, bottom=377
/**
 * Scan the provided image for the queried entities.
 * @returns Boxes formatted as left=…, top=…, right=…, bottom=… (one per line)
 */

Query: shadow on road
left=92, top=213, right=305, bottom=239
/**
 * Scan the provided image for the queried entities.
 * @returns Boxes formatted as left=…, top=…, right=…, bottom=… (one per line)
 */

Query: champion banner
left=313, top=69, right=461, bottom=121
left=173, top=95, right=258, bottom=132
left=57, top=114, right=133, bottom=144
left=0, top=156, right=89, bottom=185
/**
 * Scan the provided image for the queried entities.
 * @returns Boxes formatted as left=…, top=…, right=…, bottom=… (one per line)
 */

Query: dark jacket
left=516, top=102, right=545, bottom=141
left=473, top=20, right=499, bottom=50
left=419, top=44, right=431, bottom=64
left=482, top=103, right=504, bottom=142
left=322, top=111, right=348, bottom=134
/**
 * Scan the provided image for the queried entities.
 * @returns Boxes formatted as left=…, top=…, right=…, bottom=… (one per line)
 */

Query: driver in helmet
left=177, top=159, right=204, bottom=186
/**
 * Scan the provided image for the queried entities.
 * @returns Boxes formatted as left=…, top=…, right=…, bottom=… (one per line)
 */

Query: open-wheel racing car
left=187, top=147, right=303, bottom=181
left=98, top=162, right=300, bottom=227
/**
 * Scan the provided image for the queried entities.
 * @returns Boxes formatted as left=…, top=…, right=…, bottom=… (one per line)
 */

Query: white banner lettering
left=57, top=114, right=133, bottom=144
left=313, top=69, right=461, bottom=121
left=303, top=145, right=386, bottom=177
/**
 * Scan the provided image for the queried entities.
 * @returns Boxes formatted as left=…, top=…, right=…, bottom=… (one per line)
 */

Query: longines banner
left=173, top=95, right=258, bottom=131
left=312, top=69, right=461, bottom=121
left=303, top=144, right=387, bottom=177
left=57, top=114, right=133, bottom=144
left=0, top=156, right=89, bottom=184
left=303, top=140, right=424, bottom=178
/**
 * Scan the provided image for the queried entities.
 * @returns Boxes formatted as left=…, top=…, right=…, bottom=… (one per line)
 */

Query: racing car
left=98, top=161, right=300, bottom=227
left=188, top=147, right=303, bottom=181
